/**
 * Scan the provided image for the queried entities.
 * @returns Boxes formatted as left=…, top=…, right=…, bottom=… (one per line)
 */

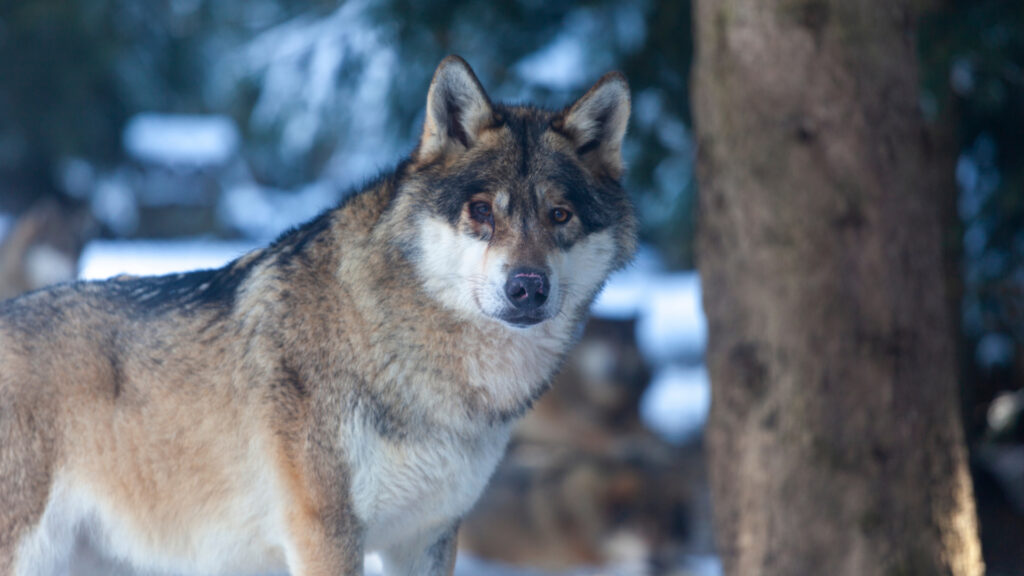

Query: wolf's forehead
left=488, top=109, right=580, bottom=186
left=497, top=105, right=557, bottom=135
left=491, top=109, right=555, bottom=171
left=485, top=113, right=609, bottom=222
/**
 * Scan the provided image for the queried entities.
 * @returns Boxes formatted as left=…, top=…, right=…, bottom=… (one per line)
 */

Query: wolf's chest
left=348, top=421, right=512, bottom=550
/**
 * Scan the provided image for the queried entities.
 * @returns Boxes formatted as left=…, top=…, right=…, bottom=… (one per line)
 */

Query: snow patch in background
left=79, top=239, right=259, bottom=280
left=58, top=157, right=97, bottom=199
left=0, top=213, right=12, bottom=242
left=91, top=174, right=139, bottom=236
left=637, top=273, right=706, bottom=364
left=455, top=555, right=549, bottom=576
left=589, top=246, right=667, bottom=319
left=124, top=114, right=239, bottom=166
left=683, top=555, right=723, bottom=576
left=25, top=246, right=77, bottom=289
left=977, top=332, right=1015, bottom=369
left=516, top=4, right=645, bottom=92
left=219, top=182, right=341, bottom=240
left=516, top=34, right=589, bottom=90
left=454, top=551, right=720, bottom=576
left=594, top=269, right=706, bottom=363
left=592, top=252, right=710, bottom=447
left=364, top=553, right=383, bottom=575
left=230, top=0, right=399, bottom=185
left=641, top=365, right=710, bottom=444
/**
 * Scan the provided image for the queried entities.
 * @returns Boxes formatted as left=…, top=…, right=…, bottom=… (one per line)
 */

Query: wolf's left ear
left=554, top=72, right=631, bottom=178
left=417, top=55, right=494, bottom=162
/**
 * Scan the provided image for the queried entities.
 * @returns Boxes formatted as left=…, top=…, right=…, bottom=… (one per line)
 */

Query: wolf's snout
left=505, top=268, right=549, bottom=310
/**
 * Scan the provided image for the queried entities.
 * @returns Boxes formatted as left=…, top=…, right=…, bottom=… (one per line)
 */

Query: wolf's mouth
left=499, top=311, right=549, bottom=328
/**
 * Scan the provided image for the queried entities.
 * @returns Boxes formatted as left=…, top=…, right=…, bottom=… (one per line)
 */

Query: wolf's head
left=390, top=56, right=636, bottom=330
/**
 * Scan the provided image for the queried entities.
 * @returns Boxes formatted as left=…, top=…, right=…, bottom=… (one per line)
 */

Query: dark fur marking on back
left=104, top=253, right=264, bottom=318
left=278, top=361, right=309, bottom=399
left=268, top=208, right=334, bottom=265
left=0, top=290, right=67, bottom=337
left=100, top=197, right=342, bottom=318
left=106, top=334, right=124, bottom=399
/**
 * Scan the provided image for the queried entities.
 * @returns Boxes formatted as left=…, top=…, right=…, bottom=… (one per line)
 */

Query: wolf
left=0, top=55, right=635, bottom=576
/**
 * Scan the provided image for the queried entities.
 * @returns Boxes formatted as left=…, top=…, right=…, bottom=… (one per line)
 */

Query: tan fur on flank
left=0, top=56, right=635, bottom=576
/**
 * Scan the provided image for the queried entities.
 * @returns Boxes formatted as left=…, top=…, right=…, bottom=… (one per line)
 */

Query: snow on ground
left=218, top=182, right=342, bottom=240
left=368, top=552, right=721, bottom=576
left=123, top=114, right=239, bottom=167
left=455, top=554, right=629, bottom=576
left=592, top=250, right=710, bottom=445
left=0, top=212, right=12, bottom=242
left=78, top=239, right=259, bottom=280
left=594, top=270, right=706, bottom=365
left=641, top=365, right=710, bottom=444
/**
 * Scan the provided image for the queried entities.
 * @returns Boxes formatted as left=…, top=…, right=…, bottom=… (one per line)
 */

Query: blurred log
left=0, top=201, right=93, bottom=301
left=461, top=318, right=709, bottom=572
left=460, top=439, right=705, bottom=573
left=692, top=1, right=983, bottom=574
left=516, top=318, right=651, bottom=450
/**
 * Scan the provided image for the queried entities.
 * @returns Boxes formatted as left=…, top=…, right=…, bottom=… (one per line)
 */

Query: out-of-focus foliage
left=0, top=0, right=695, bottom=268
left=0, top=0, right=337, bottom=200
left=0, top=1, right=128, bottom=199
left=920, top=1, right=1024, bottom=439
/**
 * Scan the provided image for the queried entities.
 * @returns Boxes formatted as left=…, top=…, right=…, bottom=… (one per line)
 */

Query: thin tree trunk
left=691, top=2, right=983, bottom=575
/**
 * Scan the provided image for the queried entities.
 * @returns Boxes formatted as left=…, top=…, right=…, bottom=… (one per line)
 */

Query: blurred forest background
left=0, top=0, right=1022, bottom=575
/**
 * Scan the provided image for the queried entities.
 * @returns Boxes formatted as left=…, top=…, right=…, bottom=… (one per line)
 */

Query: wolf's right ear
left=417, top=56, right=495, bottom=163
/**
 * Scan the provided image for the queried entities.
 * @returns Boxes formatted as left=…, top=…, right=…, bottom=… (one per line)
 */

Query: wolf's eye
left=551, top=208, right=573, bottom=224
left=470, top=201, right=493, bottom=225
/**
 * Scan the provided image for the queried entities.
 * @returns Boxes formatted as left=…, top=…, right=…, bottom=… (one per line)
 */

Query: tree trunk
left=691, top=2, right=984, bottom=575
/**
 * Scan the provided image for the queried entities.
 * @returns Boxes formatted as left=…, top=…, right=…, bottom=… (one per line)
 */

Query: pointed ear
left=554, top=72, right=631, bottom=178
left=417, top=55, right=495, bottom=162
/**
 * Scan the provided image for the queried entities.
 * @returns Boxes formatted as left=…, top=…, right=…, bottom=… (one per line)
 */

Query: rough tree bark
left=692, top=2, right=984, bottom=575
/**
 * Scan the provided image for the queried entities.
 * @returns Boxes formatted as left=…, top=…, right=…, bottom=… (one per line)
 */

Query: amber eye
left=551, top=208, right=573, bottom=224
left=470, top=201, right=493, bottom=224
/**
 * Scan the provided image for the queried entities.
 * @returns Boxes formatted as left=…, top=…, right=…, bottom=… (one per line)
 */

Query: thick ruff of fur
left=0, top=56, right=636, bottom=576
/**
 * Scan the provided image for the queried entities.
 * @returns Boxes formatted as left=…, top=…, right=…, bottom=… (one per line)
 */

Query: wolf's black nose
left=505, top=268, right=549, bottom=310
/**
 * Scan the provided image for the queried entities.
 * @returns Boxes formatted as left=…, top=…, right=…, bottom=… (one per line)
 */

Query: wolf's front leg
left=285, top=531, right=364, bottom=576
left=283, top=505, right=365, bottom=576
left=378, top=523, right=459, bottom=576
